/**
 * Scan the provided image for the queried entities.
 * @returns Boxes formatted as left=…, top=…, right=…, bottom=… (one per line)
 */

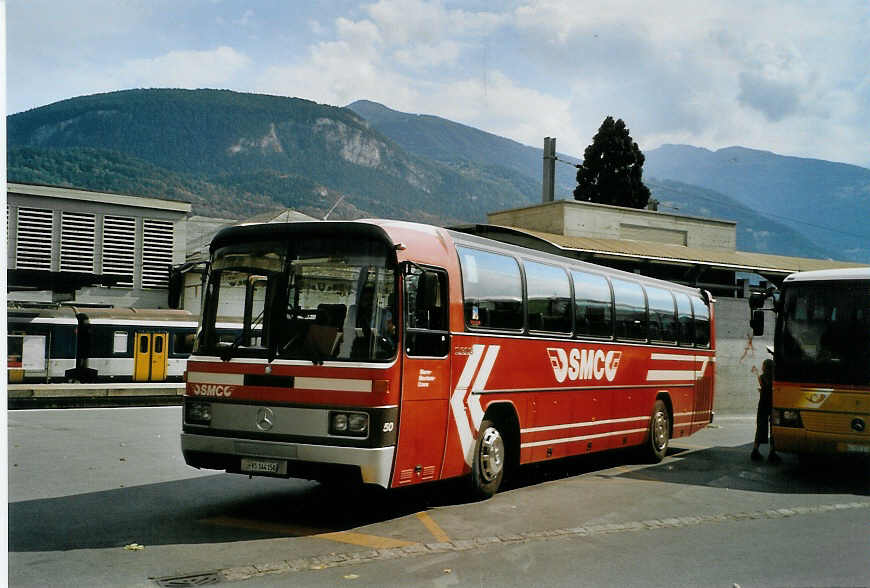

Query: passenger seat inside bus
left=306, top=304, right=347, bottom=357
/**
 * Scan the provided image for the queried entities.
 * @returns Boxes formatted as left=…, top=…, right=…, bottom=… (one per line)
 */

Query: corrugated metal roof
left=486, top=226, right=865, bottom=276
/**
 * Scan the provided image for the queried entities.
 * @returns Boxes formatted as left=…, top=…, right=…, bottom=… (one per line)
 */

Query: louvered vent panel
left=102, top=215, right=136, bottom=286
left=60, top=212, right=96, bottom=272
left=16, top=208, right=54, bottom=270
left=142, top=219, right=174, bottom=289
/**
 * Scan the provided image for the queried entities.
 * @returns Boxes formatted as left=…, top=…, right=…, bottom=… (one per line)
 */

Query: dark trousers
left=755, top=396, right=772, bottom=446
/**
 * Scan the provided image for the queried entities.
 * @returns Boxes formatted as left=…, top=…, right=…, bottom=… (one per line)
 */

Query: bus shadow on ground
left=612, top=443, right=870, bottom=496
left=7, top=472, right=468, bottom=553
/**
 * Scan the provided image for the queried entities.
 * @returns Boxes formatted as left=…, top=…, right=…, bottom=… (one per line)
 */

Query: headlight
left=186, top=401, right=212, bottom=425
left=773, top=408, right=803, bottom=428
left=348, top=413, right=369, bottom=434
left=332, top=413, right=348, bottom=432
left=330, top=411, right=369, bottom=437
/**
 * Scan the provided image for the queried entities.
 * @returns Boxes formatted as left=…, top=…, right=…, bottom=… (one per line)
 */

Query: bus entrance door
left=392, top=268, right=451, bottom=488
left=134, top=332, right=169, bottom=381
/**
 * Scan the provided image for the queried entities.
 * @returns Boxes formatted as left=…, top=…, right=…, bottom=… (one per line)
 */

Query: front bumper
left=181, top=432, right=395, bottom=488
left=773, top=427, right=870, bottom=456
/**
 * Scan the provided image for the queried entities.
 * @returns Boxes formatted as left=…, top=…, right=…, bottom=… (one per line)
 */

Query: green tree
left=573, top=116, right=650, bottom=208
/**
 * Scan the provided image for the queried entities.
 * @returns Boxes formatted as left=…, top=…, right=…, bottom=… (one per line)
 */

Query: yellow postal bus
left=751, top=268, right=870, bottom=457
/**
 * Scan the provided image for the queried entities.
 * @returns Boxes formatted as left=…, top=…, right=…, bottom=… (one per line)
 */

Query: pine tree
left=573, top=116, right=650, bottom=208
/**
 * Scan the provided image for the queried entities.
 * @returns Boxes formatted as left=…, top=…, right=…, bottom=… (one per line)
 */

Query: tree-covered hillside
left=7, top=89, right=535, bottom=223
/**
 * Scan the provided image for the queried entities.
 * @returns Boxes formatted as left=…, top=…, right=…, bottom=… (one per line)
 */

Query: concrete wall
left=489, top=201, right=566, bottom=235
left=489, top=200, right=737, bottom=251
left=712, top=296, right=776, bottom=414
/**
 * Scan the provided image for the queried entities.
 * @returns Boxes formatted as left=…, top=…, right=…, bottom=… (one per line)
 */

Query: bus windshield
left=197, top=235, right=397, bottom=362
left=775, top=281, right=870, bottom=386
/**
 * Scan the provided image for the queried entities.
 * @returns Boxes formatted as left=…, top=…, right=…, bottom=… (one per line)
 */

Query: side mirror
left=748, top=292, right=766, bottom=310
left=750, top=310, right=765, bottom=336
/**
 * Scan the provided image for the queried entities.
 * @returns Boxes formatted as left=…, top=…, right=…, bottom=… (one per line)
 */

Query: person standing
left=751, top=358, right=781, bottom=463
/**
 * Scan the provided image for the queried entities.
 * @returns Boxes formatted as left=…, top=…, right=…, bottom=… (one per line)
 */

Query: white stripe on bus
left=521, top=427, right=649, bottom=448
left=647, top=370, right=698, bottom=381
left=294, top=377, right=372, bottom=393
left=187, top=372, right=245, bottom=385
left=521, top=416, right=649, bottom=434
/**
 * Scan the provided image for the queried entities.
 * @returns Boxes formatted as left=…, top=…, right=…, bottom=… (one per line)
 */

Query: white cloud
left=364, top=0, right=507, bottom=46
left=510, top=0, right=870, bottom=165
left=113, top=46, right=252, bottom=89
left=393, top=41, right=462, bottom=68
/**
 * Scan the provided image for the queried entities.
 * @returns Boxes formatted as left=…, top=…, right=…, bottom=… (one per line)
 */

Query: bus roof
left=209, top=219, right=710, bottom=300
left=783, top=267, right=870, bottom=283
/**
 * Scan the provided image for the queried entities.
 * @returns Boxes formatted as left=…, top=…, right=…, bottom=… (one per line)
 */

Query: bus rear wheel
left=471, top=419, right=505, bottom=498
left=642, top=399, right=670, bottom=463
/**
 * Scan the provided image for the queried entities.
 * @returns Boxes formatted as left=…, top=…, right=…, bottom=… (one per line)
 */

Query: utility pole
left=542, top=137, right=556, bottom=203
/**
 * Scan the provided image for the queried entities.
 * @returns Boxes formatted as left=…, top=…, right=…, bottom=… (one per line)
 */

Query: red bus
left=181, top=220, right=715, bottom=497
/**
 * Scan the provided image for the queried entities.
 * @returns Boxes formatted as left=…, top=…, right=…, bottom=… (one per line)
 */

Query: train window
left=612, top=279, right=647, bottom=340
left=174, top=333, right=195, bottom=355
left=139, top=336, right=149, bottom=354
left=572, top=271, right=613, bottom=338
left=154, top=336, right=164, bottom=354
left=525, top=261, right=571, bottom=333
left=113, top=331, right=128, bottom=354
left=675, top=292, right=694, bottom=345
left=646, top=286, right=677, bottom=343
left=49, top=326, right=78, bottom=359
left=457, top=247, right=523, bottom=330
left=692, top=296, right=711, bottom=347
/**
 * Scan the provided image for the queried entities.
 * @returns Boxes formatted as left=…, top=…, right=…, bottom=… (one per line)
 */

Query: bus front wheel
left=471, top=419, right=505, bottom=498
left=642, top=399, right=670, bottom=463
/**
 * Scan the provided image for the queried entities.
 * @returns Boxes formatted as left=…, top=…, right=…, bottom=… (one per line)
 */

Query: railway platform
left=7, top=382, right=185, bottom=409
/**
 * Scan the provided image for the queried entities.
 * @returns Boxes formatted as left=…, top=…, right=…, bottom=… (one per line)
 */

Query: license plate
left=241, top=457, right=287, bottom=475
left=837, top=443, right=870, bottom=453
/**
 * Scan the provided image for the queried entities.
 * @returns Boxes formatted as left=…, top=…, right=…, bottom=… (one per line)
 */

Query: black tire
left=471, top=419, right=506, bottom=498
left=642, top=399, right=670, bottom=463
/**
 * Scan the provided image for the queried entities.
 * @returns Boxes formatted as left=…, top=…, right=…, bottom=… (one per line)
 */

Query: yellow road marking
left=315, top=531, right=416, bottom=549
left=201, top=516, right=416, bottom=549
left=416, top=511, right=451, bottom=543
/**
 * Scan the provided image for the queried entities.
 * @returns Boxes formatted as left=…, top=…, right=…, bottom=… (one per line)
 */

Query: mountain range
left=7, top=89, right=870, bottom=262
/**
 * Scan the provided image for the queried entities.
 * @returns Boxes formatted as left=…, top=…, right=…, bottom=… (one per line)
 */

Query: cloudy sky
left=7, top=0, right=870, bottom=167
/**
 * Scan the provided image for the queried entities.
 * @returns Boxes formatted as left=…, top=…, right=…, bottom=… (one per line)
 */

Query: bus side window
left=572, top=271, right=613, bottom=338
left=692, top=296, right=711, bottom=347
left=457, top=247, right=522, bottom=331
left=611, top=278, right=647, bottom=340
left=675, top=292, right=694, bottom=346
left=646, top=286, right=677, bottom=343
left=524, top=261, right=571, bottom=334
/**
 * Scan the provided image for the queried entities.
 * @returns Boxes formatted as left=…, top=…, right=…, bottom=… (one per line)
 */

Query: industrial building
left=7, top=183, right=190, bottom=308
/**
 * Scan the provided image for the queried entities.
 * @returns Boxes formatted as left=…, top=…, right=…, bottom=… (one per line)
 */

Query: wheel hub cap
left=480, top=427, right=504, bottom=482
